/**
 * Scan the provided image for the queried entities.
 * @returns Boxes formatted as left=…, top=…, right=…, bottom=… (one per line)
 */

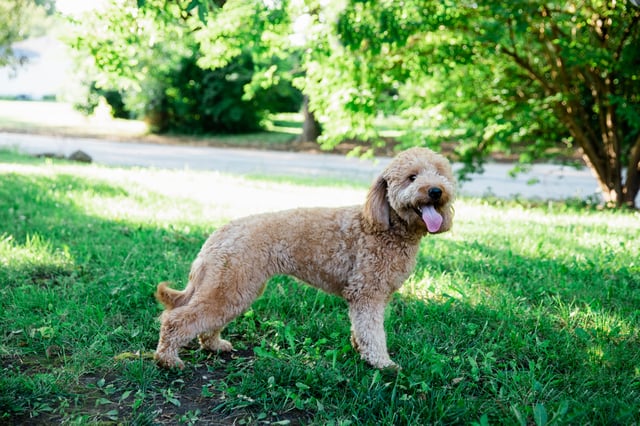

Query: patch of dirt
left=1, top=349, right=311, bottom=425
left=107, top=348, right=310, bottom=425
left=27, top=266, right=74, bottom=287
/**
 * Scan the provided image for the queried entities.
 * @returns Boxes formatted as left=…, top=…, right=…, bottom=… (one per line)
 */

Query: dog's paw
left=154, top=353, right=185, bottom=370
left=378, top=362, right=401, bottom=379
left=380, top=362, right=401, bottom=372
left=200, top=338, right=234, bottom=353
left=215, top=339, right=234, bottom=352
left=364, top=355, right=400, bottom=371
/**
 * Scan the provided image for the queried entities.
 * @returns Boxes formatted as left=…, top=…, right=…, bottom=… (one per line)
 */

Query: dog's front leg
left=348, top=300, right=398, bottom=369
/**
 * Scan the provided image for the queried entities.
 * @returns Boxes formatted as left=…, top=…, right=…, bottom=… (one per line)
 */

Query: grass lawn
left=0, top=151, right=639, bottom=424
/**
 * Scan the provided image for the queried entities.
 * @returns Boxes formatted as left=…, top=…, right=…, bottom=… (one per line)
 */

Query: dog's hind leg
left=197, top=280, right=268, bottom=353
left=155, top=279, right=267, bottom=368
left=155, top=305, right=229, bottom=369
left=348, top=299, right=398, bottom=369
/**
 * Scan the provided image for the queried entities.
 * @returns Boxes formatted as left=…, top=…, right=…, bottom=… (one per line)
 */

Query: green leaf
left=95, top=397, right=112, bottom=406
left=534, top=403, right=548, bottom=426
left=186, top=0, right=199, bottom=13
left=105, top=409, right=119, bottom=420
left=295, top=382, right=310, bottom=391
left=197, top=2, right=208, bottom=23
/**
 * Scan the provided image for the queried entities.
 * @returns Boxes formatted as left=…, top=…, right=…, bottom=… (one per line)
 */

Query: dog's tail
left=156, top=257, right=206, bottom=310
left=155, top=281, right=194, bottom=310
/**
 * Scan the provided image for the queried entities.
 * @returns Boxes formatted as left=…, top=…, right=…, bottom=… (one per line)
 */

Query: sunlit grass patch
left=0, top=100, right=148, bottom=139
left=0, top=234, right=74, bottom=283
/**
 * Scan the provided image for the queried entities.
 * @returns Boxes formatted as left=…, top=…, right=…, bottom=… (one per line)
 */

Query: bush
left=67, top=0, right=302, bottom=135
left=76, top=53, right=302, bottom=135
left=148, top=53, right=302, bottom=134
left=147, top=53, right=262, bottom=134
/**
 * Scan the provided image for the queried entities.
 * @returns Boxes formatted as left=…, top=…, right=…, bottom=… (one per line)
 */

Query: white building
left=0, top=36, right=70, bottom=100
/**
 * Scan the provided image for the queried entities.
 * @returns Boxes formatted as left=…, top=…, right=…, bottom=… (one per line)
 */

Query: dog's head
left=364, top=147, right=456, bottom=234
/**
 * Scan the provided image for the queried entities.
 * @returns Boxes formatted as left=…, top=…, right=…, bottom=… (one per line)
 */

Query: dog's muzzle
left=413, top=187, right=445, bottom=233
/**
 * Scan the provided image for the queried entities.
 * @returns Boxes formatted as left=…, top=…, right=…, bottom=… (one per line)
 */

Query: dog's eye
left=408, top=174, right=417, bottom=182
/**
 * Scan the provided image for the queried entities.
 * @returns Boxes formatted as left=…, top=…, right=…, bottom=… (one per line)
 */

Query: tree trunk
left=623, top=135, right=640, bottom=208
left=579, top=139, right=639, bottom=209
left=556, top=76, right=638, bottom=209
left=580, top=153, right=621, bottom=206
left=296, top=96, right=321, bottom=144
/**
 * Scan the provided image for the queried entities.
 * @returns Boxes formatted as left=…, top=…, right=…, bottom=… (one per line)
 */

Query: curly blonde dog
left=154, top=147, right=455, bottom=369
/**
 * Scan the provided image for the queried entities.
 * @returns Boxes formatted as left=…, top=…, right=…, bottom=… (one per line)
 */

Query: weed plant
left=0, top=151, right=638, bottom=424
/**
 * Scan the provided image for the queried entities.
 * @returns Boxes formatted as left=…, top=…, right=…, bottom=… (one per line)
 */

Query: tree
left=67, top=0, right=195, bottom=123
left=191, top=0, right=309, bottom=133
left=297, top=95, right=322, bottom=143
left=0, top=0, right=56, bottom=68
left=315, top=0, right=640, bottom=207
left=144, top=0, right=640, bottom=207
left=67, top=0, right=300, bottom=133
left=461, top=1, right=640, bottom=207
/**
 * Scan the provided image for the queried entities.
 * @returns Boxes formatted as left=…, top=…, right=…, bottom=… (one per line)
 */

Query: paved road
left=0, top=132, right=611, bottom=202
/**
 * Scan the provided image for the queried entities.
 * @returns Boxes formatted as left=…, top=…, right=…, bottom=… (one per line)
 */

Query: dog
left=154, top=147, right=455, bottom=370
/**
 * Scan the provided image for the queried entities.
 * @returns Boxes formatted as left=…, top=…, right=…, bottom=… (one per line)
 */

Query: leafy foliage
left=461, top=0, right=640, bottom=206
left=66, top=0, right=301, bottom=134
left=66, top=0, right=640, bottom=206
left=189, top=0, right=640, bottom=206
left=153, top=53, right=262, bottom=133
left=309, top=0, right=640, bottom=205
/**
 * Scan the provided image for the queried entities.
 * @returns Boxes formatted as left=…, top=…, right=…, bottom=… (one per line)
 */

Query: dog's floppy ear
left=364, top=176, right=390, bottom=231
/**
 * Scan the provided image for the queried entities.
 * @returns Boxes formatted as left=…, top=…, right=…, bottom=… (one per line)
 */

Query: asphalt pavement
left=0, top=131, right=610, bottom=202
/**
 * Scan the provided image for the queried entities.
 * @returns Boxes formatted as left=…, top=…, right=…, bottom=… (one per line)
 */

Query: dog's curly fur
left=154, top=147, right=456, bottom=369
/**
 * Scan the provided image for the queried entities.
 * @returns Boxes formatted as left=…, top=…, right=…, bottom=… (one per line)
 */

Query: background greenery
left=65, top=0, right=640, bottom=207
left=1, top=151, right=638, bottom=424
left=2, top=0, right=638, bottom=206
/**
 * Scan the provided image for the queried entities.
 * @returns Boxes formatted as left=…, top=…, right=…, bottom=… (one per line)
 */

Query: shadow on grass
left=0, top=169, right=321, bottom=424
left=0, top=169, right=638, bottom=424
left=391, top=237, right=639, bottom=422
left=415, top=237, right=639, bottom=311
left=0, top=171, right=204, bottom=422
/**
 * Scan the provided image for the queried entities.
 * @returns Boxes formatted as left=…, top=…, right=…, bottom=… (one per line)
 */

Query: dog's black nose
left=428, top=187, right=442, bottom=200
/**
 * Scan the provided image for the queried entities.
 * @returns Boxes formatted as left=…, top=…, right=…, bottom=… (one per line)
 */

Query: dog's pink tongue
left=422, top=205, right=443, bottom=233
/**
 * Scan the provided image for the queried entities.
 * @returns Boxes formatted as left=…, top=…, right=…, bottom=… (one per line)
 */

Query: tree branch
left=536, top=7, right=608, bottom=176
left=614, top=13, right=640, bottom=62
left=500, top=17, right=554, bottom=95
